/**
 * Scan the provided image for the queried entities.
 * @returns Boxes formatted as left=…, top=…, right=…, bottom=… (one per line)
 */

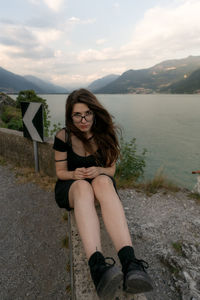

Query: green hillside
left=94, top=56, right=200, bottom=94
left=161, top=68, right=200, bottom=93
left=0, top=67, right=68, bottom=94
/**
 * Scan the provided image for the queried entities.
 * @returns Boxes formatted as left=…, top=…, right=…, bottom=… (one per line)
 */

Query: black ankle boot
left=88, top=251, right=123, bottom=298
left=118, top=246, right=153, bottom=294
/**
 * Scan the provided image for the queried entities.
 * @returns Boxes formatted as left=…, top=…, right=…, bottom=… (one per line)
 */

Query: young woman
left=53, top=89, right=153, bottom=298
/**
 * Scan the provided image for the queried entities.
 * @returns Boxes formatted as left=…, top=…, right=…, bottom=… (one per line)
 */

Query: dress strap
left=55, top=158, right=68, bottom=162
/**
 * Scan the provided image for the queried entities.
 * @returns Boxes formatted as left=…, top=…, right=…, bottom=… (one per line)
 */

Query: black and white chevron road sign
left=21, top=102, right=44, bottom=143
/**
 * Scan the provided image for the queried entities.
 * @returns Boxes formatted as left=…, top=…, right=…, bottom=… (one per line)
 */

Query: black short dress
left=53, top=130, right=118, bottom=210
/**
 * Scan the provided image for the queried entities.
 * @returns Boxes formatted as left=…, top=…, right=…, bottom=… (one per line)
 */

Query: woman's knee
left=69, top=180, right=95, bottom=206
left=92, top=175, right=114, bottom=192
left=70, top=180, right=93, bottom=197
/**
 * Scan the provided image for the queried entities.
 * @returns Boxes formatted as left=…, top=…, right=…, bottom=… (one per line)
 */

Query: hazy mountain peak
left=88, top=74, right=120, bottom=92
left=0, top=67, right=68, bottom=94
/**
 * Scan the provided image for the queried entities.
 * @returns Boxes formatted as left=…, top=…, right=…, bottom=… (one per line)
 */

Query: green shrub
left=1, top=106, right=23, bottom=131
left=7, top=118, right=23, bottom=131
left=50, top=122, right=62, bottom=137
left=15, top=90, right=50, bottom=136
left=1, top=106, right=21, bottom=123
left=115, top=137, right=147, bottom=186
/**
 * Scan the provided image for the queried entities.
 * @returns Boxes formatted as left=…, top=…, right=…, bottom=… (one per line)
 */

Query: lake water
left=11, top=93, right=200, bottom=189
left=41, top=93, right=200, bottom=190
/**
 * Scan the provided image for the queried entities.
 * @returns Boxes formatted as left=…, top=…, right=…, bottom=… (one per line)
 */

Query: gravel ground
left=0, top=165, right=70, bottom=300
left=118, top=189, right=200, bottom=300
left=1, top=163, right=200, bottom=300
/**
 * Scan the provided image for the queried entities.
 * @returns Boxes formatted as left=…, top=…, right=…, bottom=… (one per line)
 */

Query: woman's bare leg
left=92, top=175, right=132, bottom=252
left=69, top=180, right=101, bottom=259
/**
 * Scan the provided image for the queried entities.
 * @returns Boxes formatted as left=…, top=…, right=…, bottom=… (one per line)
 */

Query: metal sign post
left=21, top=102, right=44, bottom=172
left=33, top=140, right=39, bottom=172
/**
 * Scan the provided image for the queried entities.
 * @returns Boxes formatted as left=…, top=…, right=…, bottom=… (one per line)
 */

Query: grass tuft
left=115, top=176, right=137, bottom=189
left=172, top=241, right=184, bottom=256
left=188, top=192, right=200, bottom=203
left=139, top=169, right=180, bottom=196
left=66, top=284, right=71, bottom=292
left=13, top=166, right=56, bottom=191
left=0, top=156, right=7, bottom=166
left=62, top=212, right=68, bottom=221
left=62, top=236, right=69, bottom=248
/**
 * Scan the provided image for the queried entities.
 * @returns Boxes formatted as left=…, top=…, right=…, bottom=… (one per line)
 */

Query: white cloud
left=32, top=28, right=62, bottom=44
left=51, top=73, right=89, bottom=87
left=96, top=39, right=107, bottom=45
left=68, top=17, right=81, bottom=24
left=120, top=0, right=200, bottom=67
left=43, top=0, right=64, bottom=12
left=0, top=22, right=59, bottom=60
left=28, top=0, right=40, bottom=4
left=77, top=48, right=114, bottom=63
left=113, top=2, right=120, bottom=9
left=68, top=17, right=96, bottom=25
left=76, top=0, right=200, bottom=71
left=82, top=18, right=96, bottom=25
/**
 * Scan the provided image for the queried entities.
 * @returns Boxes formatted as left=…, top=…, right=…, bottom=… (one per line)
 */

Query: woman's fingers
left=84, top=167, right=100, bottom=178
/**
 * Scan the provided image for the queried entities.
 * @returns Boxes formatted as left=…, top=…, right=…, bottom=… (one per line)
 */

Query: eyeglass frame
left=71, top=110, right=94, bottom=123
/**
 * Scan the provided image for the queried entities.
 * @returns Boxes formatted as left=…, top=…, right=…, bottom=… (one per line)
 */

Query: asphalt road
left=0, top=165, right=70, bottom=300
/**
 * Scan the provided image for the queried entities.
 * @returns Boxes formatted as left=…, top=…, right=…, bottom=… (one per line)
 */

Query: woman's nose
left=81, top=116, right=87, bottom=123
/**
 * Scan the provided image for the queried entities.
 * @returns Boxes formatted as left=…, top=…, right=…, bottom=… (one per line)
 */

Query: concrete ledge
left=70, top=207, right=147, bottom=300
left=0, top=128, right=55, bottom=177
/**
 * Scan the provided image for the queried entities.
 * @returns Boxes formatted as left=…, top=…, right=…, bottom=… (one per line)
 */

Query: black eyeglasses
left=72, top=110, right=94, bottom=123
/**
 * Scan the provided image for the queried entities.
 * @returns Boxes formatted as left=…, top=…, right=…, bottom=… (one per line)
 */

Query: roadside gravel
left=0, top=165, right=70, bottom=300
left=119, top=188, right=200, bottom=300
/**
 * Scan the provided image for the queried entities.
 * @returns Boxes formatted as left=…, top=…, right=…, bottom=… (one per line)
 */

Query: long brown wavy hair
left=65, top=88, right=120, bottom=167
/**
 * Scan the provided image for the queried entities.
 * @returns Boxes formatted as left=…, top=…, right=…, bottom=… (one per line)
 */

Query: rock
left=0, top=92, right=16, bottom=111
left=158, top=241, right=200, bottom=299
left=0, top=93, right=17, bottom=125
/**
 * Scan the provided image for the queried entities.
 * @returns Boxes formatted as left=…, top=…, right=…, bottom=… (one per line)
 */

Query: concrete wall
left=0, top=128, right=55, bottom=177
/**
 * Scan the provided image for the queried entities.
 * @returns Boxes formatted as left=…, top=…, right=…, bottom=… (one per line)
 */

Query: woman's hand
left=72, top=168, right=87, bottom=180
left=84, top=167, right=101, bottom=179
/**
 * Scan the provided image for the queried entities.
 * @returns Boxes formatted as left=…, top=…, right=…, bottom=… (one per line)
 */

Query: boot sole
left=97, top=265, right=123, bottom=299
left=125, top=270, right=154, bottom=294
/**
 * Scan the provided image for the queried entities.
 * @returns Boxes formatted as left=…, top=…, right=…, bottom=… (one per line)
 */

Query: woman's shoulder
left=55, top=127, right=69, bottom=143
left=53, top=128, right=71, bottom=152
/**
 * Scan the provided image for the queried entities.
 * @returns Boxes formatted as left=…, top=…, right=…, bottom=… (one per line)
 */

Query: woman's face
left=71, top=103, right=94, bottom=135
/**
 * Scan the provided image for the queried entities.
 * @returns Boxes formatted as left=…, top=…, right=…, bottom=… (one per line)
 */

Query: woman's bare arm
left=55, top=150, right=87, bottom=180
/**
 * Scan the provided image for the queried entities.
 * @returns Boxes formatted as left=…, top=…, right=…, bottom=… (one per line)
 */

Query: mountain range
left=93, top=56, right=200, bottom=94
left=0, top=67, right=68, bottom=94
left=1, top=55, right=200, bottom=94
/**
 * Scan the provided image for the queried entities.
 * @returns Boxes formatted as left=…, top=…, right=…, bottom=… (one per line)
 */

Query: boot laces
left=124, top=258, right=149, bottom=275
left=133, top=258, right=149, bottom=271
left=92, top=256, right=116, bottom=273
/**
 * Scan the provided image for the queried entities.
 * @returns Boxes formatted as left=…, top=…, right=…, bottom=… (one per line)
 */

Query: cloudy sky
left=0, top=0, right=200, bottom=88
